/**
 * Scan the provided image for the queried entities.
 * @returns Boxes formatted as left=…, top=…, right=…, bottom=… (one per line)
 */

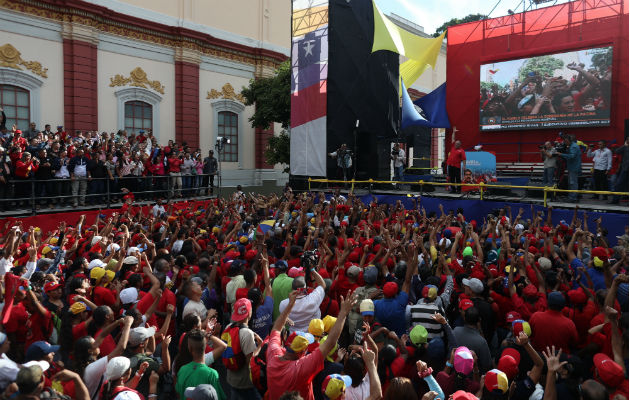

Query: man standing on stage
left=447, top=140, right=466, bottom=193
left=203, top=150, right=218, bottom=195
left=391, top=143, right=406, bottom=189
left=328, top=143, right=352, bottom=182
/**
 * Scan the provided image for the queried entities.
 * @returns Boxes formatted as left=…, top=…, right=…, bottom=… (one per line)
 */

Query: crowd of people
left=0, top=187, right=625, bottom=400
left=0, top=111, right=219, bottom=210
left=480, top=63, right=611, bottom=122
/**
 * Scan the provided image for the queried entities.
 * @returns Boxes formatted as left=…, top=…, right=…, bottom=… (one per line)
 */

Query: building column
left=254, top=61, right=277, bottom=169
left=62, top=22, right=98, bottom=132
left=175, top=48, right=200, bottom=149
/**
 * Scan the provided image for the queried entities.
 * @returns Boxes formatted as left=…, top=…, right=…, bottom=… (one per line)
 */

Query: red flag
left=2, top=273, right=21, bottom=325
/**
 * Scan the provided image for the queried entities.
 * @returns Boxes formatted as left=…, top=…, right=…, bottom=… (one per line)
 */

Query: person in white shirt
left=391, top=143, right=406, bottom=189
left=587, top=140, right=613, bottom=199
left=278, top=269, right=326, bottom=333
left=151, top=199, right=166, bottom=217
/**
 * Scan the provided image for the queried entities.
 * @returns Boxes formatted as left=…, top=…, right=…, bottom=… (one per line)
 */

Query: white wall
left=0, top=30, right=64, bottom=128
left=97, top=49, right=175, bottom=145
left=198, top=69, right=255, bottom=170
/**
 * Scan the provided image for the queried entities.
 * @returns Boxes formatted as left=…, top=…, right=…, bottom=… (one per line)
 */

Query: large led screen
left=479, top=46, right=612, bottom=131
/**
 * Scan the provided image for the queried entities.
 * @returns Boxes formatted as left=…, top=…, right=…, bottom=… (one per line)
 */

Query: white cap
left=88, top=259, right=106, bottom=270
left=514, top=224, right=524, bottom=233
left=91, top=236, right=102, bottom=246
left=123, top=256, right=138, bottom=265
left=105, top=356, right=130, bottom=381
left=107, top=243, right=120, bottom=253
left=22, top=361, right=49, bottom=372
left=113, top=392, right=142, bottom=400
left=439, top=238, right=452, bottom=248
left=128, top=326, right=156, bottom=347
left=119, top=288, right=138, bottom=305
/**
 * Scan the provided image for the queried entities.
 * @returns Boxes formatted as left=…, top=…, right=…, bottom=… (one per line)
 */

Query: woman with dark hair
left=383, top=377, right=417, bottom=400
left=86, top=305, right=118, bottom=357
left=72, top=316, right=134, bottom=399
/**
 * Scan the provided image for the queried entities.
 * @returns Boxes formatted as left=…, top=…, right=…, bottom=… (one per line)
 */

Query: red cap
left=459, top=298, right=474, bottom=311
left=44, top=282, right=62, bottom=293
left=505, top=311, right=521, bottom=324
left=498, top=353, right=519, bottom=380
left=231, top=298, right=252, bottom=322
left=383, top=282, right=398, bottom=298
left=594, top=353, right=625, bottom=388
left=501, top=347, right=521, bottom=364
left=451, top=391, right=479, bottom=400
left=528, top=246, right=538, bottom=254
left=568, top=289, right=587, bottom=305
left=522, top=284, right=538, bottom=298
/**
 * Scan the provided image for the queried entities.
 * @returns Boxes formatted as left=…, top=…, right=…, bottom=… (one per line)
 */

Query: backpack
left=250, top=342, right=268, bottom=394
left=221, top=323, right=246, bottom=371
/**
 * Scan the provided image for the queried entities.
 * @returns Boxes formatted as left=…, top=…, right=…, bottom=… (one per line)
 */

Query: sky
left=375, top=0, right=572, bottom=36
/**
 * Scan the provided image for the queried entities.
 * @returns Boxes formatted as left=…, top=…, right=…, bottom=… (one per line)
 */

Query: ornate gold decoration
left=206, top=83, right=245, bottom=103
left=0, top=44, right=48, bottom=78
left=0, top=0, right=286, bottom=70
left=109, top=67, right=165, bottom=94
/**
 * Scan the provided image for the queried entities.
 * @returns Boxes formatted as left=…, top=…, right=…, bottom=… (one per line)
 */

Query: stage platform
left=310, top=185, right=629, bottom=214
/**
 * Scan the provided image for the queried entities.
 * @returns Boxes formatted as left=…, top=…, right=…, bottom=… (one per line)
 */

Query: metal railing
left=1, top=173, right=219, bottom=215
left=307, top=178, right=629, bottom=207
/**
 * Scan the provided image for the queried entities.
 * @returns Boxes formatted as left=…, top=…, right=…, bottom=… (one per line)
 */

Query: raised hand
left=542, top=346, right=567, bottom=373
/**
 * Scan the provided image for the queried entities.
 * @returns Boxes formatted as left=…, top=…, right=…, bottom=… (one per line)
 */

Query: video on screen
left=479, top=46, right=612, bottom=131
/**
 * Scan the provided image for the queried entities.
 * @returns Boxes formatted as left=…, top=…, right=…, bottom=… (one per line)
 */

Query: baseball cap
left=25, top=341, right=59, bottom=362
left=105, top=356, right=131, bottom=381
left=184, top=384, right=219, bottom=400
left=537, top=257, right=552, bottom=270
left=69, top=302, right=89, bottom=315
left=410, top=324, right=428, bottom=346
left=363, top=266, right=378, bottom=285
left=453, top=346, right=474, bottom=375
left=90, top=266, right=107, bottom=282
left=308, top=319, right=325, bottom=338
left=422, top=284, right=438, bottom=300
left=511, top=319, right=531, bottom=336
left=498, top=352, right=519, bottom=380
left=459, top=298, right=474, bottom=311
left=123, top=256, right=139, bottom=265
left=568, top=289, right=587, bottom=305
left=360, top=299, right=375, bottom=316
left=231, top=298, right=252, bottom=322
left=485, top=369, right=509, bottom=393
left=451, top=391, right=479, bottom=400
left=462, top=246, right=473, bottom=257
left=119, top=288, right=139, bottom=305
left=286, top=331, right=314, bottom=353
left=288, top=267, right=304, bottom=278
left=593, top=256, right=604, bottom=268
left=128, top=326, right=156, bottom=347
left=547, top=291, right=566, bottom=309
left=505, top=311, right=521, bottom=324
left=594, top=353, right=625, bottom=387
left=43, top=281, right=62, bottom=293
left=322, top=374, right=352, bottom=400
left=322, top=315, right=337, bottom=333
left=88, top=259, right=106, bottom=270
left=522, top=284, right=538, bottom=298
left=383, top=281, right=398, bottom=297
left=462, top=278, right=484, bottom=294
left=346, top=265, right=361, bottom=278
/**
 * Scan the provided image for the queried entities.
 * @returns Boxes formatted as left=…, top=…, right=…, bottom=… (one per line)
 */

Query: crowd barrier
left=0, top=173, right=218, bottom=214
left=0, top=199, right=215, bottom=234
left=308, top=178, right=629, bottom=207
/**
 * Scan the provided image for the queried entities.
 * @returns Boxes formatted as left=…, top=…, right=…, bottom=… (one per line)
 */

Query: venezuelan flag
left=256, top=220, right=276, bottom=237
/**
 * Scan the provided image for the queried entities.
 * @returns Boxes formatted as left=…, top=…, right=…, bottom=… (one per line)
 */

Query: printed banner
left=464, top=151, right=496, bottom=182
left=290, top=0, right=329, bottom=177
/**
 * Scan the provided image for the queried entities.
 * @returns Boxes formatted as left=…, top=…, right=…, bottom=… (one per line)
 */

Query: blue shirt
left=374, top=291, right=409, bottom=336
left=560, top=142, right=582, bottom=173
left=251, top=296, right=274, bottom=339
left=579, top=267, right=607, bottom=291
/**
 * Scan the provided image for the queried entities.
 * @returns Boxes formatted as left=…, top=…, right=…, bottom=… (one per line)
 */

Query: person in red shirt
left=24, top=287, right=53, bottom=351
left=446, top=140, right=466, bottom=193
left=14, top=151, right=38, bottom=202
left=529, top=291, right=578, bottom=354
left=168, top=152, right=183, bottom=197
left=266, top=290, right=355, bottom=400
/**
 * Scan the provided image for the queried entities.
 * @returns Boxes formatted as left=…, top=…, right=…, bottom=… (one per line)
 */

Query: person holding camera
left=278, top=267, right=326, bottom=333
left=391, top=143, right=406, bottom=188
left=558, top=134, right=582, bottom=202
left=541, top=141, right=557, bottom=187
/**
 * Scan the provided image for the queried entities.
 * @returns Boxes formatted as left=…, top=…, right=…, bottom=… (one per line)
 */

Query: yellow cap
left=322, top=315, right=337, bottom=333
left=90, top=267, right=106, bottom=283
left=70, top=302, right=87, bottom=315
left=308, top=319, right=324, bottom=337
